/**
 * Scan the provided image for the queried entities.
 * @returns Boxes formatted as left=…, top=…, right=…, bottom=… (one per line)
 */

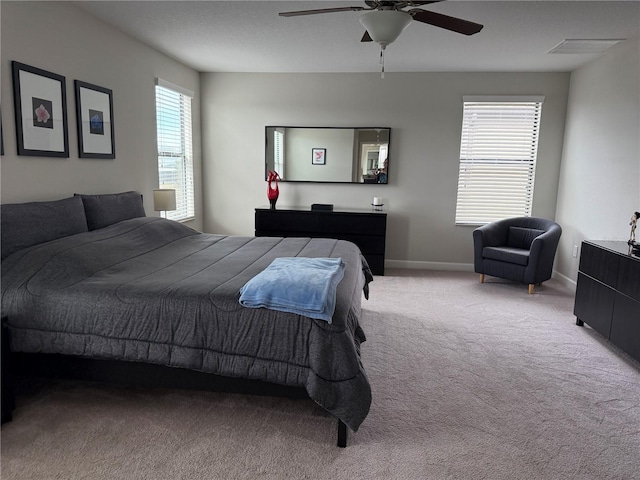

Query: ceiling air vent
left=547, top=39, right=625, bottom=54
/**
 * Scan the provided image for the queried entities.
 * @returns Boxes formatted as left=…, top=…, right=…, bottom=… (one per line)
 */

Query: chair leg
left=528, top=284, right=534, bottom=294
left=479, top=274, right=485, bottom=284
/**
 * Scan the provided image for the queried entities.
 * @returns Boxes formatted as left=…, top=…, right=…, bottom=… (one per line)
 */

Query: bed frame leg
left=337, top=420, right=348, bottom=448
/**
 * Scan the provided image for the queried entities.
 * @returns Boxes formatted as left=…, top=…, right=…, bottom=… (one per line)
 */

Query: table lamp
left=153, top=188, right=176, bottom=218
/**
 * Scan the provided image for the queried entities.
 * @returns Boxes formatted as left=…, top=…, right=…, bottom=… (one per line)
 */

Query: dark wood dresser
left=574, top=240, right=640, bottom=362
left=255, top=207, right=387, bottom=275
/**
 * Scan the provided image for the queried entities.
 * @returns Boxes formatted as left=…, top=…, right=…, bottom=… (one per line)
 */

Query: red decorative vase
left=267, top=171, right=280, bottom=210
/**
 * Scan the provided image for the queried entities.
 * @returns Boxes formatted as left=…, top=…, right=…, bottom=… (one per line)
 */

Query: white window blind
left=273, top=128, right=284, bottom=177
left=155, top=80, right=194, bottom=222
left=455, top=97, right=544, bottom=225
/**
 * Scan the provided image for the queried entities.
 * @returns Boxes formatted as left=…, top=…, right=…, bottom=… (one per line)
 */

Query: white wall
left=555, top=37, right=640, bottom=285
left=201, top=72, right=569, bottom=267
left=1, top=1, right=203, bottom=230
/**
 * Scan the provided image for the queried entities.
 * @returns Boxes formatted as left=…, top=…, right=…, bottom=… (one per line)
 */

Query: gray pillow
left=507, top=226, right=545, bottom=250
left=1, top=196, right=88, bottom=260
left=75, top=191, right=146, bottom=231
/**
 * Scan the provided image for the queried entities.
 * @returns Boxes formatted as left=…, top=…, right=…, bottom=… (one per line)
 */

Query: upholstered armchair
left=473, top=217, right=562, bottom=294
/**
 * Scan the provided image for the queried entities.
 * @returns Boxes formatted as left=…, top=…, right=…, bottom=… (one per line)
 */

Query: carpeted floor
left=2, top=270, right=639, bottom=479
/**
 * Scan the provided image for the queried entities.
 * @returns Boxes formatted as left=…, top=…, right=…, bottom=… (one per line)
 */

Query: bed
left=0, top=192, right=373, bottom=446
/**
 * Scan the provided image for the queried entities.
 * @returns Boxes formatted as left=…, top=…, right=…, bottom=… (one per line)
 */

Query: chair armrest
left=473, top=221, right=509, bottom=248
left=527, top=225, right=562, bottom=282
left=473, top=221, right=509, bottom=271
left=529, top=227, right=561, bottom=263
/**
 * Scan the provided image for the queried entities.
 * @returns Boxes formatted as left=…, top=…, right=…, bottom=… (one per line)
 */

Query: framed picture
left=12, top=61, right=69, bottom=157
left=75, top=80, right=115, bottom=159
left=312, top=148, right=326, bottom=165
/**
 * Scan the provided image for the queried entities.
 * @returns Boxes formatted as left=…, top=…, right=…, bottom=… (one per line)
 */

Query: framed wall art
left=312, top=148, right=326, bottom=165
left=75, top=80, right=115, bottom=159
left=12, top=61, right=69, bottom=157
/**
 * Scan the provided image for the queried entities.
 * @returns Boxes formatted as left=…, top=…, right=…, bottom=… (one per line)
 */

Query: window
left=273, top=128, right=284, bottom=177
left=455, top=96, right=544, bottom=225
left=155, top=79, right=194, bottom=221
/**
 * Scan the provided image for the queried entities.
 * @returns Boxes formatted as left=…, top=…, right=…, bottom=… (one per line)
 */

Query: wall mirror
left=265, top=127, right=390, bottom=184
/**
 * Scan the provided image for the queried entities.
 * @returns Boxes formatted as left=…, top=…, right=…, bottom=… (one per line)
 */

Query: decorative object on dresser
left=311, top=203, right=333, bottom=211
left=574, top=241, right=640, bottom=362
left=267, top=170, right=280, bottom=209
left=255, top=206, right=387, bottom=275
left=630, top=212, right=638, bottom=241
left=473, top=217, right=562, bottom=294
left=372, top=196, right=384, bottom=211
left=628, top=211, right=639, bottom=253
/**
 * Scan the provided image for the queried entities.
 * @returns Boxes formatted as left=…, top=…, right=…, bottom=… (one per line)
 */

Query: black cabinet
left=574, top=241, right=640, bottom=361
left=255, top=207, right=387, bottom=275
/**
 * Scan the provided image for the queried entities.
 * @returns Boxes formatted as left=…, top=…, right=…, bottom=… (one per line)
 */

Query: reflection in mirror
left=265, top=127, right=390, bottom=184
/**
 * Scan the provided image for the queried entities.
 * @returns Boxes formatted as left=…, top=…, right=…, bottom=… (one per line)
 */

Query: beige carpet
left=2, top=270, right=639, bottom=479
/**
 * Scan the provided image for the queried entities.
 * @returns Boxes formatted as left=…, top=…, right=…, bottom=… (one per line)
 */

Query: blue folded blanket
left=239, top=257, right=345, bottom=323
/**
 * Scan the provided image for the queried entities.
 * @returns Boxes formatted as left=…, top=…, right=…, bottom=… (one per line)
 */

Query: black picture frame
left=312, top=148, right=326, bottom=165
left=11, top=61, right=69, bottom=157
left=75, top=80, right=115, bottom=159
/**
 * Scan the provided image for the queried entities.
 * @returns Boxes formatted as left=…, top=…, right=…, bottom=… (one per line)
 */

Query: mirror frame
left=265, top=126, right=391, bottom=184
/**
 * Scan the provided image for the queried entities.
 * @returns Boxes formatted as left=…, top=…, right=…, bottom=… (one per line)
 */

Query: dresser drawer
left=318, top=213, right=386, bottom=237
left=574, top=272, right=615, bottom=339
left=578, top=242, right=619, bottom=288
left=617, top=255, right=640, bottom=302
left=256, top=211, right=320, bottom=234
left=610, top=293, right=640, bottom=361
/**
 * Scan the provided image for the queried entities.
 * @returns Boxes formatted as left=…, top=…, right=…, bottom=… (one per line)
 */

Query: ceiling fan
left=279, top=1, right=483, bottom=43
left=279, top=1, right=483, bottom=76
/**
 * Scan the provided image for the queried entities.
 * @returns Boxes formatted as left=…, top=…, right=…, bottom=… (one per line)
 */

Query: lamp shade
left=359, top=10, right=412, bottom=47
left=153, top=188, right=176, bottom=211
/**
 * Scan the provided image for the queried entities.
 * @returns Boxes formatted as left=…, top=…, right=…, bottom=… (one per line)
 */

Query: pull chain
left=379, top=45, right=385, bottom=79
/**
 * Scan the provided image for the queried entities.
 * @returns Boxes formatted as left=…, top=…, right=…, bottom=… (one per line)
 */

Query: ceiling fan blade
left=409, top=9, right=483, bottom=35
left=361, top=31, right=373, bottom=42
left=279, top=6, right=366, bottom=17
left=365, top=0, right=443, bottom=7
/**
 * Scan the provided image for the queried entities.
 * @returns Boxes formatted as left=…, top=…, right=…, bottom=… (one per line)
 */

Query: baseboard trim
left=385, top=261, right=577, bottom=291
left=552, top=270, right=577, bottom=292
left=385, top=260, right=474, bottom=272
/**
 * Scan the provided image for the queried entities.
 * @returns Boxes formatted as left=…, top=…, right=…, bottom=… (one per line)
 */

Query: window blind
left=273, top=128, right=284, bottom=177
left=155, top=81, right=194, bottom=222
left=455, top=98, right=544, bottom=225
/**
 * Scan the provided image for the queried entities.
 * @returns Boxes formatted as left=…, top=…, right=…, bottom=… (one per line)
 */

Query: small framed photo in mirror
left=312, top=148, right=326, bottom=165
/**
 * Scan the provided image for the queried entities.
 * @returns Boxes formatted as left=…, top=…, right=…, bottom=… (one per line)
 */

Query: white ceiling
left=72, top=0, right=640, bottom=73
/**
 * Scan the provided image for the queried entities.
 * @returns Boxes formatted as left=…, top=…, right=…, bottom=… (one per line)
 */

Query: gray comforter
left=1, top=217, right=372, bottom=430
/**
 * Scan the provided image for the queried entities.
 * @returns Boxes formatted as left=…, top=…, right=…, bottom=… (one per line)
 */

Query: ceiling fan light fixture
left=359, top=10, right=412, bottom=47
